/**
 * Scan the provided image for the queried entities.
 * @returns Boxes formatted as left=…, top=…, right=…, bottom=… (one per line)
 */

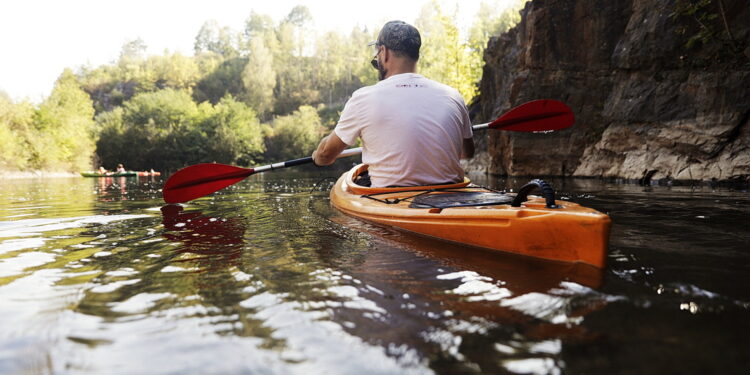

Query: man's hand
left=312, top=133, right=349, bottom=166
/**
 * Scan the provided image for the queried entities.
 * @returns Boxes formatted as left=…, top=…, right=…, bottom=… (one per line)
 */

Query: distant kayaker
left=116, top=164, right=126, bottom=173
left=312, top=20, right=474, bottom=187
left=98, top=166, right=111, bottom=175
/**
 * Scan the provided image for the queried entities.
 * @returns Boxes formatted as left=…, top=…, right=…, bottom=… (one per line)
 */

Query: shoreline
left=0, top=170, right=80, bottom=179
left=2, top=169, right=747, bottom=190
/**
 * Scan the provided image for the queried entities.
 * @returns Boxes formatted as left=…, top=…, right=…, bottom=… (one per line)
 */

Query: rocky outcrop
left=472, top=0, right=750, bottom=184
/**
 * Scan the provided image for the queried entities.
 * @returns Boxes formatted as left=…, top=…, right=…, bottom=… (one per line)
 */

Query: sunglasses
left=370, top=43, right=381, bottom=70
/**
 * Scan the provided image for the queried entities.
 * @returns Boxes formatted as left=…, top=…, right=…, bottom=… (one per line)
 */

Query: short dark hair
left=375, top=20, right=421, bottom=60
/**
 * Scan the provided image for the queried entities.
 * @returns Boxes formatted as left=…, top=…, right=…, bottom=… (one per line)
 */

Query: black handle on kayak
left=511, top=179, right=559, bottom=208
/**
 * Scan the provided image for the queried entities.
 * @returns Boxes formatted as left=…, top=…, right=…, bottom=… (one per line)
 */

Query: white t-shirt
left=334, top=73, right=473, bottom=187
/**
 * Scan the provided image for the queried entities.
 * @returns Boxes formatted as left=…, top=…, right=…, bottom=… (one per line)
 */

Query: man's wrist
left=311, top=152, right=323, bottom=167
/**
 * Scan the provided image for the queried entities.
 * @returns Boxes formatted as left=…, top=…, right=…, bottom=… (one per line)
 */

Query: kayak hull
left=80, top=171, right=161, bottom=177
left=81, top=171, right=138, bottom=177
left=330, top=164, right=611, bottom=268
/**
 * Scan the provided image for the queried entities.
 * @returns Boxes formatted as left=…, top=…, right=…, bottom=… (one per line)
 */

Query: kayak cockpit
left=343, top=164, right=471, bottom=195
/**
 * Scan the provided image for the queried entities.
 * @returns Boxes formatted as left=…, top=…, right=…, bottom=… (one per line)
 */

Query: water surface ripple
left=0, top=172, right=748, bottom=374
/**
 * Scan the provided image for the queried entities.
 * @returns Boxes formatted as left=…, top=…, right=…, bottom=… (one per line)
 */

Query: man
left=312, top=20, right=474, bottom=187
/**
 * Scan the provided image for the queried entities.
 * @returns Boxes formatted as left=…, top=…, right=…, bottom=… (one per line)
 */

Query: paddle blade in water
left=490, top=100, right=574, bottom=132
left=162, top=163, right=254, bottom=204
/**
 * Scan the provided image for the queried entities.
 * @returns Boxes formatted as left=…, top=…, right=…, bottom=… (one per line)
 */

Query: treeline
left=0, top=1, right=525, bottom=173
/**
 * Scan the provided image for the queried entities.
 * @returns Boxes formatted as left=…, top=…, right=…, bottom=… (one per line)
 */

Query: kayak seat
left=354, top=170, right=372, bottom=187
left=409, top=192, right=514, bottom=208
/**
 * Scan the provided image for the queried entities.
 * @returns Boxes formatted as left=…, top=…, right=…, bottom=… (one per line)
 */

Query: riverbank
left=0, top=170, right=80, bottom=179
left=462, top=153, right=750, bottom=190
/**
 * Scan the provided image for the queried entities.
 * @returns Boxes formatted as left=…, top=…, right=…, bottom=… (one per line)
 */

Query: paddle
left=162, top=99, right=573, bottom=203
left=473, top=98, right=573, bottom=132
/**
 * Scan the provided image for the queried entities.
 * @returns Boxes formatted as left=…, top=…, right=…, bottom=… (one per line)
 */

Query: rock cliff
left=471, top=0, right=750, bottom=184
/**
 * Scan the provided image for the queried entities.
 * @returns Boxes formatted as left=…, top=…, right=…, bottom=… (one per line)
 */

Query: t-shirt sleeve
left=333, top=90, right=366, bottom=146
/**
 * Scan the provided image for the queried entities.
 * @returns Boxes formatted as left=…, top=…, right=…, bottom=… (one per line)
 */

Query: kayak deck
left=330, top=164, right=611, bottom=268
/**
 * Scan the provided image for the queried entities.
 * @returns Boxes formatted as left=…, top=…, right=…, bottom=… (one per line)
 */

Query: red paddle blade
left=162, top=163, right=254, bottom=204
left=490, top=100, right=574, bottom=132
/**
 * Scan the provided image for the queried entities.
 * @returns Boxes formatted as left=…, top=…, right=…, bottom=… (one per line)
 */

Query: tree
left=468, top=1, right=525, bottom=51
left=242, top=38, right=276, bottom=115
left=284, top=5, right=313, bottom=57
left=244, top=11, right=276, bottom=47
left=203, top=96, right=265, bottom=165
left=264, top=105, right=323, bottom=160
left=416, top=1, right=478, bottom=101
left=96, top=89, right=265, bottom=171
left=147, top=52, right=201, bottom=90
left=194, top=20, right=239, bottom=57
left=0, top=95, right=35, bottom=170
left=347, top=26, right=379, bottom=89
left=120, top=38, right=147, bottom=61
left=94, top=107, right=125, bottom=169
left=32, top=69, right=96, bottom=170
left=414, top=0, right=526, bottom=103
left=193, top=57, right=248, bottom=104
left=101, top=88, right=203, bottom=171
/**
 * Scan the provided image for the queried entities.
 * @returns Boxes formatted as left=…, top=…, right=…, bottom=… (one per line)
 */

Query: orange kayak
left=330, top=164, right=611, bottom=268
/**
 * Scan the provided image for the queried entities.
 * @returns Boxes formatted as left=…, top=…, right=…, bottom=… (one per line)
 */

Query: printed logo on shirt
left=395, top=84, right=426, bottom=88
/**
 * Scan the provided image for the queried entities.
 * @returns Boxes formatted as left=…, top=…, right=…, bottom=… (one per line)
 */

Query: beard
left=377, top=59, right=387, bottom=81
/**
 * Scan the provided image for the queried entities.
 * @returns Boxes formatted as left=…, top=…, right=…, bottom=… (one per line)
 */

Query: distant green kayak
left=80, top=171, right=138, bottom=177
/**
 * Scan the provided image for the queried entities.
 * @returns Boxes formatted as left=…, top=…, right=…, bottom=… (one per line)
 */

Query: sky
left=0, top=0, right=506, bottom=102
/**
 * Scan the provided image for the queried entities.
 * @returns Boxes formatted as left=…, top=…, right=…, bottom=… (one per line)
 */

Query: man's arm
left=461, top=137, right=475, bottom=159
left=312, top=132, right=349, bottom=166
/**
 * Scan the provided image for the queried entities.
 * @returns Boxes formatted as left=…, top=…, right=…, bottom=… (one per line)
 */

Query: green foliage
left=417, top=0, right=525, bottom=103
left=80, top=43, right=203, bottom=112
left=0, top=71, right=96, bottom=171
left=193, top=58, right=248, bottom=104
left=285, top=5, right=313, bottom=27
left=7, top=2, right=514, bottom=173
left=120, top=38, right=147, bottom=61
left=95, top=89, right=264, bottom=171
left=31, top=70, right=96, bottom=170
left=673, top=0, right=720, bottom=48
left=194, top=20, right=240, bottom=57
left=0, top=95, right=34, bottom=170
left=468, top=0, right=525, bottom=52
left=417, top=2, right=480, bottom=101
left=242, top=38, right=276, bottom=115
left=348, top=28, right=380, bottom=88
left=672, top=0, right=746, bottom=56
left=97, top=89, right=201, bottom=171
left=264, top=105, right=323, bottom=161
left=203, top=96, right=265, bottom=165
left=147, top=53, right=201, bottom=90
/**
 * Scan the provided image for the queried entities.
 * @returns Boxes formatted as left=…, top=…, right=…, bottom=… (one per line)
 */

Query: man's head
left=374, top=20, right=421, bottom=60
left=370, top=21, right=421, bottom=80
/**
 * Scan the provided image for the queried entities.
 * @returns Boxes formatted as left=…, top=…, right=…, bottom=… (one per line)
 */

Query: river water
left=0, top=167, right=748, bottom=374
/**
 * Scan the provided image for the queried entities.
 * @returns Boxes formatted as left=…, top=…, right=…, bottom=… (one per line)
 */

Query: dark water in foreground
left=0, top=168, right=748, bottom=374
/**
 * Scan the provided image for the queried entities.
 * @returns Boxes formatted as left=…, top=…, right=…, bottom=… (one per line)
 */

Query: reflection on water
left=0, top=172, right=748, bottom=374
